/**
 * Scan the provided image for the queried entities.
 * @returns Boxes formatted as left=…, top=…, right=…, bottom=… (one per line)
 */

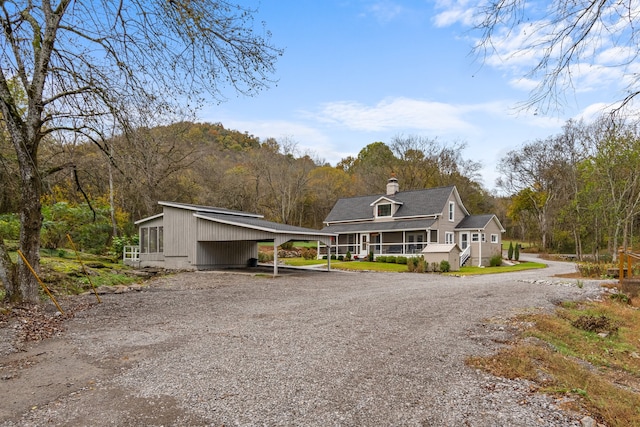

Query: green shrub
left=301, top=248, right=317, bottom=260
left=377, top=256, right=387, bottom=263
left=431, top=262, right=439, bottom=272
left=416, top=258, right=426, bottom=273
left=514, top=243, right=520, bottom=261
left=386, top=256, right=397, bottom=263
left=407, top=257, right=419, bottom=272
left=280, top=241, right=294, bottom=250
left=338, top=255, right=344, bottom=261
left=322, top=255, right=328, bottom=260
left=440, top=260, right=450, bottom=272
left=258, top=252, right=273, bottom=262
left=507, top=241, right=514, bottom=260
left=0, top=213, right=20, bottom=240
left=331, top=254, right=337, bottom=260
left=345, top=251, right=352, bottom=261
left=368, top=251, right=374, bottom=262
left=396, top=257, right=407, bottom=265
left=490, top=254, right=502, bottom=267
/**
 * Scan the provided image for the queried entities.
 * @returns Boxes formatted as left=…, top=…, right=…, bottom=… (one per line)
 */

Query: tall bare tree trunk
left=15, top=147, right=42, bottom=304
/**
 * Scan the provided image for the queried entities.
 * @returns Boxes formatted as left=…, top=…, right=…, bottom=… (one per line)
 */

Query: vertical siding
left=196, top=241, right=258, bottom=268
left=164, top=207, right=197, bottom=257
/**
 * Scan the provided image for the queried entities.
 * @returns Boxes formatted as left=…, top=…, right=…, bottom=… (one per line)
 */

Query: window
left=471, top=233, right=479, bottom=242
left=430, top=229, right=438, bottom=243
left=491, top=234, right=498, bottom=243
left=445, top=232, right=454, bottom=244
left=140, top=226, right=164, bottom=254
left=482, top=233, right=486, bottom=242
left=448, top=201, right=455, bottom=221
left=377, top=204, right=392, bottom=217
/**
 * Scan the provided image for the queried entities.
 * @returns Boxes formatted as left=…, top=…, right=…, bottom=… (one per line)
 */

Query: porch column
left=273, top=240, right=278, bottom=275
left=478, top=229, right=482, bottom=267
left=402, top=231, right=406, bottom=255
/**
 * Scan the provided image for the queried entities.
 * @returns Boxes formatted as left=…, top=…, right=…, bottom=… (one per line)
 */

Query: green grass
left=281, top=258, right=548, bottom=274
left=451, top=262, right=547, bottom=276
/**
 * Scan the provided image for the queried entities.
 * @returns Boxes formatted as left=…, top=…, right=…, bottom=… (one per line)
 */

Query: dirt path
left=0, top=257, right=608, bottom=426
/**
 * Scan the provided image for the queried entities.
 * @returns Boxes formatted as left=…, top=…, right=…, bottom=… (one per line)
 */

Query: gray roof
left=159, top=201, right=262, bottom=218
left=324, top=186, right=458, bottom=223
left=196, top=212, right=335, bottom=237
left=322, top=218, right=436, bottom=234
left=455, top=214, right=500, bottom=230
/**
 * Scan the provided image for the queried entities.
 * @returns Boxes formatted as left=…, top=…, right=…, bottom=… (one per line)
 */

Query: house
left=129, top=201, right=336, bottom=275
left=321, top=176, right=505, bottom=267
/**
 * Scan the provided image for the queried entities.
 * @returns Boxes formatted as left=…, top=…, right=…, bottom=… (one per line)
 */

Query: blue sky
left=199, top=0, right=632, bottom=190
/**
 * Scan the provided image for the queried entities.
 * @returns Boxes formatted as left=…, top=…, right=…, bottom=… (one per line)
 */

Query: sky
left=199, top=0, right=636, bottom=191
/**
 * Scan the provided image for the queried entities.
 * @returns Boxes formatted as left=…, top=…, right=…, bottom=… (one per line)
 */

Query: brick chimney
left=386, top=174, right=399, bottom=195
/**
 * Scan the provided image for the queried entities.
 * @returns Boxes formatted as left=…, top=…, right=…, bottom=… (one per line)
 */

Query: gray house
left=321, top=176, right=505, bottom=267
left=130, top=201, right=335, bottom=274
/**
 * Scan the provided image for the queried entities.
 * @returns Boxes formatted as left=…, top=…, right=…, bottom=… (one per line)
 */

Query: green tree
left=0, top=1, right=281, bottom=303
left=507, top=241, right=514, bottom=260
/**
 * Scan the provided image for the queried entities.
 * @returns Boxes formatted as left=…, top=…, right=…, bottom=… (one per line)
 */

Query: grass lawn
left=451, top=262, right=547, bottom=276
left=282, top=258, right=547, bottom=274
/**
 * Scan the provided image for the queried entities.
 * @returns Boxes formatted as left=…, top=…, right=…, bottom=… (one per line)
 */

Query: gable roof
left=455, top=214, right=505, bottom=232
left=324, top=185, right=466, bottom=224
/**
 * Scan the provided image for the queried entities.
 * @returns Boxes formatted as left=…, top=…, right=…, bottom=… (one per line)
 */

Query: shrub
left=331, top=254, right=337, bottom=260
left=407, top=257, right=418, bottom=272
left=0, top=213, right=20, bottom=240
left=396, top=257, right=407, bottom=265
left=345, top=251, right=352, bottom=261
left=386, top=256, right=397, bottom=263
left=301, top=248, right=317, bottom=260
left=338, top=255, right=344, bottom=261
left=490, top=254, right=502, bottom=267
left=280, top=241, right=294, bottom=250
left=377, top=256, right=387, bottom=263
left=258, top=252, right=273, bottom=262
left=322, top=255, right=328, bottom=260
left=368, top=251, right=374, bottom=262
left=507, top=241, right=514, bottom=260
left=440, top=260, right=450, bottom=272
left=431, top=262, right=439, bottom=272
left=416, top=258, right=426, bottom=273
left=514, top=243, right=520, bottom=261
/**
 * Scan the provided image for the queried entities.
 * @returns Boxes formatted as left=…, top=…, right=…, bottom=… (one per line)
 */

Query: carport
left=133, top=202, right=336, bottom=276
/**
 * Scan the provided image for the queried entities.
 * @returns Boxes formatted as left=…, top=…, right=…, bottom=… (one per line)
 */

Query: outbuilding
left=129, top=201, right=336, bottom=275
left=421, top=243, right=462, bottom=271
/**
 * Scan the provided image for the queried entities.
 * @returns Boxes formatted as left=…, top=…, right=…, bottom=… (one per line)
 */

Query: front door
left=360, top=233, right=369, bottom=257
left=460, top=232, right=469, bottom=250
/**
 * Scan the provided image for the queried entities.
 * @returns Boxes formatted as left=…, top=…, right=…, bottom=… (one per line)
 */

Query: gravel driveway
left=0, top=256, right=608, bottom=426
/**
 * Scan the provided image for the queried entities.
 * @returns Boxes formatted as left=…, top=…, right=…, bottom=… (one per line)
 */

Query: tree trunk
left=15, top=147, right=43, bottom=304
left=0, top=239, right=16, bottom=301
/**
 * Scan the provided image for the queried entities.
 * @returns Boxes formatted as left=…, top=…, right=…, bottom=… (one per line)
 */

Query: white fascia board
left=159, top=201, right=264, bottom=219
left=134, top=213, right=164, bottom=225
left=369, top=196, right=403, bottom=207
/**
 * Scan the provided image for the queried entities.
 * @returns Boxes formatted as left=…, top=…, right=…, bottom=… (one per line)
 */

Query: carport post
left=327, top=244, right=331, bottom=271
left=273, top=240, right=278, bottom=276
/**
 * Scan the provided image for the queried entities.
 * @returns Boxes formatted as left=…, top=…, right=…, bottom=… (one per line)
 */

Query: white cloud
left=364, top=1, right=407, bottom=23
left=432, top=0, right=477, bottom=27
left=309, top=97, right=477, bottom=133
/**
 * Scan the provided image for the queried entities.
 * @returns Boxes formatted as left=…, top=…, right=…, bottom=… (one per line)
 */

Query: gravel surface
left=0, top=256, right=610, bottom=426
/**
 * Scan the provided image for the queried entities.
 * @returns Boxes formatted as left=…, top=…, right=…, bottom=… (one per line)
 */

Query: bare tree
left=475, top=0, right=640, bottom=112
left=0, top=0, right=281, bottom=303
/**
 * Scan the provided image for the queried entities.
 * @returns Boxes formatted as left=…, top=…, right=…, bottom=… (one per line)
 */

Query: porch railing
left=123, top=245, right=140, bottom=264
left=460, top=245, right=471, bottom=266
left=320, top=242, right=428, bottom=257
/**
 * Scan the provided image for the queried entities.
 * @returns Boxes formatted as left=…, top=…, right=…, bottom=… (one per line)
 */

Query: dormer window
left=377, top=203, right=392, bottom=217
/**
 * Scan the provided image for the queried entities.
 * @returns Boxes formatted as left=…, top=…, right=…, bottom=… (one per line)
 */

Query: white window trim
left=448, top=201, right=455, bottom=222
left=375, top=203, right=392, bottom=218
left=445, top=232, right=454, bottom=244
left=471, top=233, right=479, bottom=242
left=491, top=234, right=498, bottom=243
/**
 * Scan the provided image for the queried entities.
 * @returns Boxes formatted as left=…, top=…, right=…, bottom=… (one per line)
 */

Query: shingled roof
left=323, top=185, right=466, bottom=224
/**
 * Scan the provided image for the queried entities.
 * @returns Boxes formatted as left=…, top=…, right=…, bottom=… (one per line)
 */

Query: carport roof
left=195, top=212, right=336, bottom=238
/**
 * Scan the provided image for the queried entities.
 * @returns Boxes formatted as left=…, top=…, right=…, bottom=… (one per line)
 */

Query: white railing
left=460, top=245, right=471, bottom=266
left=123, top=245, right=140, bottom=264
